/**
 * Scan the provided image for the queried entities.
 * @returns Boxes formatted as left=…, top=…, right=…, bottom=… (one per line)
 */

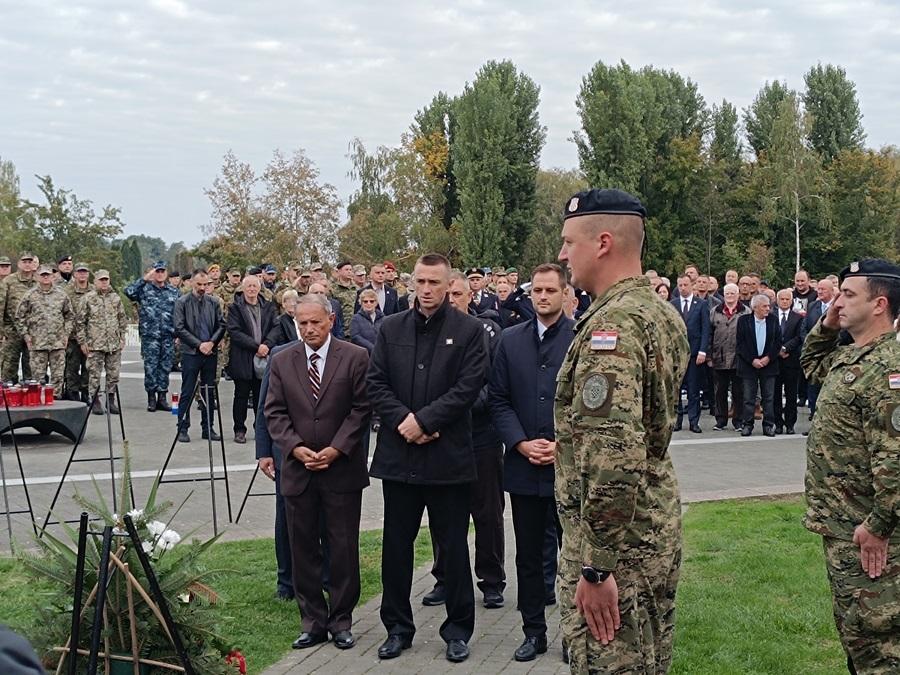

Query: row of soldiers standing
left=0, top=252, right=127, bottom=413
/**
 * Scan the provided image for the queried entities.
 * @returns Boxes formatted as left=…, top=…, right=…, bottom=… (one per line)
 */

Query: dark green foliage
left=803, top=64, right=866, bottom=162
left=744, top=80, right=795, bottom=160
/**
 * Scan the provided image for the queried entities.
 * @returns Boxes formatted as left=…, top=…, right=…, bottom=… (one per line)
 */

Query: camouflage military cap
left=0, top=256, right=10, bottom=265
left=74, top=262, right=90, bottom=272
left=563, top=188, right=647, bottom=220
left=37, top=265, right=53, bottom=275
left=19, top=251, right=35, bottom=261
left=352, top=264, right=366, bottom=275
left=95, top=269, right=110, bottom=279
left=839, top=258, right=900, bottom=284
left=300, top=270, right=312, bottom=277
left=227, top=267, right=242, bottom=276
left=152, top=260, right=167, bottom=271
left=310, top=262, right=324, bottom=272
left=207, top=263, right=220, bottom=273
left=289, top=261, right=303, bottom=271
left=491, top=266, right=506, bottom=275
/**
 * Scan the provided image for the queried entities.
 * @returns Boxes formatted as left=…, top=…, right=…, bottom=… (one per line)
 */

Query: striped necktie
left=308, top=353, right=321, bottom=400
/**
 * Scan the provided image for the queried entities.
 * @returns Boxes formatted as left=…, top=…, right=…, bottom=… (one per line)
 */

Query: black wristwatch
left=581, top=565, right=611, bottom=584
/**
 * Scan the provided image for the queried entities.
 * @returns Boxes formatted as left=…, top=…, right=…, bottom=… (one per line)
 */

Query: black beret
left=563, top=188, right=647, bottom=220
left=57, top=255, right=72, bottom=264
left=465, top=267, right=484, bottom=278
left=247, top=266, right=263, bottom=275
left=839, top=258, right=900, bottom=284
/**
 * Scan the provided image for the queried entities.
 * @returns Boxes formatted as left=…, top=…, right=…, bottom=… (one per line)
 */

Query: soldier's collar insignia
left=843, top=371, right=856, bottom=384
left=568, top=197, right=579, bottom=212
left=889, top=373, right=900, bottom=389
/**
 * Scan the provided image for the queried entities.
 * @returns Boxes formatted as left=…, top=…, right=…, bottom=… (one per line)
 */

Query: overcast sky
left=1, top=0, right=898, bottom=246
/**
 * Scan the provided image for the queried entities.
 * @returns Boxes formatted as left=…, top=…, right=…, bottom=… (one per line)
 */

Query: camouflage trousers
left=64, top=338, right=88, bottom=397
left=30, top=349, right=65, bottom=392
left=140, top=336, right=174, bottom=393
left=559, top=549, right=681, bottom=674
left=823, top=537, right=900, bottom=674
left=1, top=334, right=31, bottom=383
left=87, top=350, right=122, bottom=396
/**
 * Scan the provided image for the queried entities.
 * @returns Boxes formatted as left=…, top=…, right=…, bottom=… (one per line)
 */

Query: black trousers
left=774, top=367, right=799, bottom=429
left=232, top=377, right=261, bottom=433
left=177, top=352, right=217, bottom=432
left=511, top=493, right=560, bottom=637
left=713, top=368, right=743, bottom=428
left=741, top=374, right=776, bottom=431
left=381, top=480, right=474, bottom=643
left=431, top=444, right=506, bottom=594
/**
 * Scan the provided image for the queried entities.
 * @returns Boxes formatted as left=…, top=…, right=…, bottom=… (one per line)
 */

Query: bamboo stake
left=124, top=562, right=140, bottom=675
left=107, top=551, right=174, bottom=643
left=52, top=648, right=184, bottom=672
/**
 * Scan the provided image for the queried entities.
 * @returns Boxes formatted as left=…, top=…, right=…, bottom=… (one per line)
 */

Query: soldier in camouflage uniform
left=0, top=256, right=11, bottom=283
left=77, top=270, right=128, bottom=415
left=554, top=189, right=689, bottom=674
left=0, top=252, right=38, bottom=382
left=215, top=268, right=242, bottom=377
left=333, top=260, right=358, bottom=338
left=124, top=261, right=180, bottom=411
left=63, top=262, right=93, bottom=401
left=15, top=265, right=75, bottom=392
left=802, top=258, right=900, bottom=675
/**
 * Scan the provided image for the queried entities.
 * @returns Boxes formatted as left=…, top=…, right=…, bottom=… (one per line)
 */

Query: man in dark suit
left=355, top=263, right=399, bottom=315
left=367, top=253, right=488, bottom=664
left=671, top=274, right=711, bottom=432
left=265, top=294, right=371, bottom=651
left=773, top=289, right=803, bottom=434
left=800, top=278, right=836, bottom=423
left=466, top=267, right=500, bottom=315
left=488, top=263, right=574, bottom=663
left=735, top=294, right=782, bottom=436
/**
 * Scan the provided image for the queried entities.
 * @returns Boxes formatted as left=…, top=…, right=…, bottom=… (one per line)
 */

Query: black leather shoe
left=156, top=392, right=172, bottom=412
left=378, top=634, right=412, bottom=659
left=422, top=585, right=446, bottom=606
left=274, top=590, right=294, bottom=601
left=332, top=630, right=355, bottom=650
left=292, top=632, right=327, bottom=649
left=741, top=427, right=752, bottom=437
left=483, top=590, right=504, bottom=608
left=445, top=639, right=469, bottom=663
left=786, top=426, right=795, bottom=435
left=775, top=426, right=784, bottom=435
left=147, top=392, right=157, bottom=412
left=177, top=430, right=191, bottom=443
left=763, top=427, right=776, bottom=437
left=690, top=423, right=702, bottom=433
left=234, top=431, right=246, bottom=444
left=202, top=429, right=222, bottom=441
left=673, top=422, right=682, bottom=432
left=514, top=634, right=548, bottom=662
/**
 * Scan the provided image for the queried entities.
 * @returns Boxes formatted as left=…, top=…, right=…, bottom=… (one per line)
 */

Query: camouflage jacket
left=802, top=321, right=900, bottom=542
left=0, top=272, right=37, bottom=335
left=554, top=276, right=689, bottom=570
left=64, top=281, right=93, bottom=336
left=215, top=281, right=239, bottom=312
left=333, top=281, right=357, bottom=336
left=76, top=288, right=128, bottom=352
left=15, top=285, right=75, bottom=349
left=123, top=278, right=179, bottom=339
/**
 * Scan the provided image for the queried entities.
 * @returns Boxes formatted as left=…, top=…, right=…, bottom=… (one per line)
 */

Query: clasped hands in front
left=398, top=412, right=439, bottom=445
left=291, top=445, right=340, bottom=471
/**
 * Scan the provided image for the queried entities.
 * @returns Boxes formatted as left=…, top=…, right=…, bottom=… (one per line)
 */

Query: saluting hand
left=853, top=524, right=889, bottom=579
left=575, top=574, right=620, bottom=645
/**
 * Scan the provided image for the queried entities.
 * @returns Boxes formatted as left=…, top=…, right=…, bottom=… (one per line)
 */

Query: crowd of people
left=0, top=186, right=897, bottom=673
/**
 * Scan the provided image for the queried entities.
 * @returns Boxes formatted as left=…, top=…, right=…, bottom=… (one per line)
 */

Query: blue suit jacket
left=671, top=295, right=711, bottom=356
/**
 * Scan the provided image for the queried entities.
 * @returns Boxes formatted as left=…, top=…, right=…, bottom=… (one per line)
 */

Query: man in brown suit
left=265, top=294, right=371, bottom=651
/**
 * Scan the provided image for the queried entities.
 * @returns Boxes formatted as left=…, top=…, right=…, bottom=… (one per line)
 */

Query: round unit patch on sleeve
left=891, top=405, right=900, bottom=434
left=582, top=374, right=610, bottom=411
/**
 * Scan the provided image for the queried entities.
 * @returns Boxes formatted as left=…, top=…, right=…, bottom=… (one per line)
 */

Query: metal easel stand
left=0, top=393, right=38, bottom=549
left=40, top=385, right=134, bottom=536
left=158, top=379, right=232, bottom=536
left=235, top=463, right=275, bottom=523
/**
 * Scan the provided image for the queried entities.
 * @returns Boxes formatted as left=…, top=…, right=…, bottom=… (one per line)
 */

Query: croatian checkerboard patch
left=590, top=331, right=617, bottom=351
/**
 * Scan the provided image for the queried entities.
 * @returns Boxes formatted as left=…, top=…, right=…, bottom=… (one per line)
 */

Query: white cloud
left=150, top=0, right=190, bottom=19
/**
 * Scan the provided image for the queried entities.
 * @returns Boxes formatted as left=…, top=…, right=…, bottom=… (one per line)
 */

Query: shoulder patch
left=590, top=330, right=617, bottom=351
left=889, top=404, right=900, bottom=437
left=889, top=373, right=900, bottom=390
left=582, top=374, right=611, bottom=410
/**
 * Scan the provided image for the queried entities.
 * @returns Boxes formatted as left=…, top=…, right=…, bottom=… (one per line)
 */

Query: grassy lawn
left=0, top=498, right=846, bottom=674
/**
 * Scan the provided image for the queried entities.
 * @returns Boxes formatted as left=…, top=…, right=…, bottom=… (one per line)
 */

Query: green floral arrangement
left=21, top=446, right=233, bottom=674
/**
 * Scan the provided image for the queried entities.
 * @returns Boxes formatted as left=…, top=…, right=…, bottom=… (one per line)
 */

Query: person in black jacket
left=268, top=290, right=300, bottom=346
left=735, top=294, right=782, bottom=436
left=422, top=271, right=505, bottom=611
left=227, top=275, right=277, bottom=444
left=773, top=289, right=803, bottom=434
left=174, top=268, right=226, bottom=443
left=488, top=263, right=574, bottom=663
left=367, top=253, right=488, bottom=664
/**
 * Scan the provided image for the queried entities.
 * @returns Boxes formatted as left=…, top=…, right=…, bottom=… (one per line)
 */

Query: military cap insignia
left=582, top=374, right=610, bottom=410
left=849, top=261, right=859, bottom=273
left=568, top=197, right=579, bottom=212
left=843, top=371, right=856, bottom=384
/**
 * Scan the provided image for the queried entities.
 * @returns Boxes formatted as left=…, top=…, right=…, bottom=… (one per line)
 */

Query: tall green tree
left=520, top=168, right=589, bottom=273
left=803, top=64, right=865, bottom=162
left=122, top=238, right=143, bottom=279
left=414, top=93, right=458, bottom=229
left=744, top=80, right=795, bottom=159
left=452, top=60, right=545, bottom=266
